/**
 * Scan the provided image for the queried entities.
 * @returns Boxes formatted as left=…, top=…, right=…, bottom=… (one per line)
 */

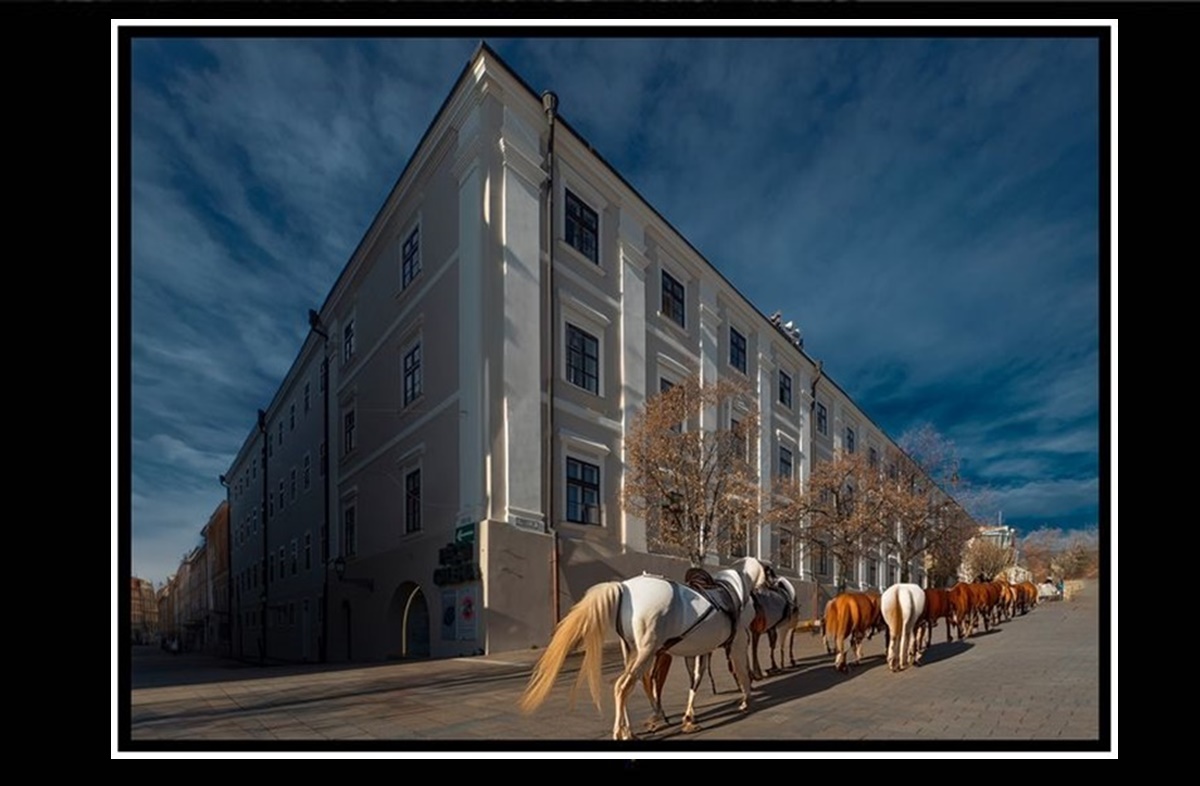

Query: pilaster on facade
left=619, top=213, right=649, bottom=553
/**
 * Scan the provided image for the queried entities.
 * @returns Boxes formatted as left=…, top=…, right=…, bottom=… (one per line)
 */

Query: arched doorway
left=392, top=582, right=430, bottom=658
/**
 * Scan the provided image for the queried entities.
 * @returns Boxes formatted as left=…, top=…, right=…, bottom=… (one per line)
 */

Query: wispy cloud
left=126, top=35, right=1104, bottom=583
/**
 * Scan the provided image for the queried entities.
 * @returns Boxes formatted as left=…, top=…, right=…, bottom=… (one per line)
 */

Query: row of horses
left=517, top=559, right=1046, bottom=740
left=820, top=575, right=1046, bottom=675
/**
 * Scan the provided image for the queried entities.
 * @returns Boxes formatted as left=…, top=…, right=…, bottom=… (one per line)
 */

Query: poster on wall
left=457, top=584, right=477, bottom=641
left=441, top=589, right=457, bottom=641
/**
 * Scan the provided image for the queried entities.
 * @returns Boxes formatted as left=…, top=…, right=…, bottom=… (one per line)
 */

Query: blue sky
left=124, top=32, right=1108, bottom=587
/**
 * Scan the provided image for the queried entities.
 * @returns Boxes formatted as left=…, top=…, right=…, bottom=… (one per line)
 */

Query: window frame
left=730, top=326, right=747, bottom=374
left=779, top=369, right=792, bottom=409
left=846, top=426, right=856, bottom=454
left=403, top=339, right=422, bottom=408
left=401, top=222, right=421, bottom=290
left=565, top=322, right=601, bottom=396
left=404, top=468, right=422, bottom=534
left=816, top=402, right=828, bottom=436
left=778, top=444, right=794, bottom=481
left=564, top=189, right=600, bottom=265
left=342, top=317, right=356, bottom=364
left=661, top=269, right=686, bottom=329
left=565, top=455, right=602, bottom=526
left=343, top=407, right=356, bottom=456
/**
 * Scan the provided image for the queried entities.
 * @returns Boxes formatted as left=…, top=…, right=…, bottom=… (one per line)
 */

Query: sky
left=122, top=30, right=1109, bottom=589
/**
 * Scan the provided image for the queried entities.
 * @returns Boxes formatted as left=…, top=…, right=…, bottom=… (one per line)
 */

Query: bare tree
left=961, top=534, right=1015, bottom=580
left=885, top=425, right=982, bottom=584
left=769, top=449, right=887, bottom=592
left=622, top=376, right=761, bottom=567
left=1019, top=525, right=1099, bottom=581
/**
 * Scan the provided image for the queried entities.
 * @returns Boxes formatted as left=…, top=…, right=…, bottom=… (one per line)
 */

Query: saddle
left=657, top=568, right=741, bottom=653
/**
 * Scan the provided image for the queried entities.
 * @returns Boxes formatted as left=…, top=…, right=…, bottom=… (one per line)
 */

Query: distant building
left=222, top=44, right=935, bottom=664
left=201, top=501, right=231, bottom=656
left=130, top=577, right=158, bottom=644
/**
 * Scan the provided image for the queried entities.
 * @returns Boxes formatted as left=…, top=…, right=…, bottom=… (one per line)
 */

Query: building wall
left=219, top=45, right=934, bottom=663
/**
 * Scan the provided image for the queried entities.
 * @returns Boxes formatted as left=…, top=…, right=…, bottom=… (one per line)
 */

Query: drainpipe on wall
left=542, top=90, right=560, bottom=624
left=219, top=473, right=232, bottom=660
left=308, top=309, right=331, bottom=663
left=257, top=408, right=269, bottom=666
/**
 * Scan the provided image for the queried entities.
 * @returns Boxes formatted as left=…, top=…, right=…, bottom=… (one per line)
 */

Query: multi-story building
left=225, top=43, right=928, bottom=664
left=130, top=577, right=159, bottom=644
left=201, top=501, right=230, bottom=656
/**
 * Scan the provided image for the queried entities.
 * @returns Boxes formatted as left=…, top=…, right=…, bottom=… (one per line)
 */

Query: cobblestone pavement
left=122, top=579, right=1112, bottom=755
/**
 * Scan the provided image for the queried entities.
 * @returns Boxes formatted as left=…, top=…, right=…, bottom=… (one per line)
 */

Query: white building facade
left=224, top=45, right=923, bottom=664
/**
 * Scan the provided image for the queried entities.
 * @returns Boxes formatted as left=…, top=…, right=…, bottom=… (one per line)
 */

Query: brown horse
left=918, top=587, right=955, bottom=653
left=948, top=582, right=976, bottom=639
left=824, top=590, right=883, bottom=672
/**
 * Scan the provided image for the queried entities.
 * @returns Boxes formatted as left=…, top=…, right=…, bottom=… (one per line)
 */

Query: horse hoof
left=738, top=702, right=749, bottom=712
left=682, top=719, right=701, bottom=733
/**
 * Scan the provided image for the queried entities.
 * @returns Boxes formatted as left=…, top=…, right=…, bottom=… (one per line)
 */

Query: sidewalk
left=124, top=579, right=1109, bottom=751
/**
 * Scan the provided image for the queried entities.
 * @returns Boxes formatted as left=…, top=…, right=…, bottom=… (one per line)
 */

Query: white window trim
left=558, top=431, right=609, bottom=529
left=727, top=322, right=750, bottom=376
left=556, top=165, right=607, bottom=274
left=778, top=367, right=794, bottom=410
left=657, top=255, right=692, bottom=334
left=560, top=303, right=606, bottom=399
left=399, top=213, right=423, bottom=294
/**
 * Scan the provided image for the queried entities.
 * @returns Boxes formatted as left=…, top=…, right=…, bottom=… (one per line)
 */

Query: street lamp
left=333, top=555, right=374, bottom=592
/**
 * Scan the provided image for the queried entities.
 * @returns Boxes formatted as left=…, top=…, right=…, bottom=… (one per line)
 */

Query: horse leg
left=750, top=631, right=764, bottom=681
left=728, top=631, right=753, bottom=711
left=612, top=647, right=655, bottom=740
left=706, top=651, right=718, bottom=694
left=681, top=655, right=705, bottom=733
left=767, top=628, right=780, bottom=674
left=641, top=652, right=670, bottom=731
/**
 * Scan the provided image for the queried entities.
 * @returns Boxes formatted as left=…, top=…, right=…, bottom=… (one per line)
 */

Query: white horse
left=881, top=582, right=926, bottom=672
left=749, top=575, right=798, bottom=680
left=518, top=557, right=768, bottom=740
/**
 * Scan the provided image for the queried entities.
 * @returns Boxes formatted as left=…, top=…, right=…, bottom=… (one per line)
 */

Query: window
left=405, top=469, right=421, bottom=534
left=869, top=559, right=878, bottom=586
left=566, top=324, right=599, bottom=394
left=343, top=505, right=357, bottom=557
left=289, top=403, right=295, bottom=431
left=290, top=467, right=297, bottom=502
left=869, top=447, right=879, bottom=468
left=565, top=190, right=598, bottom=264
left=818, top=543, right=830, bottom=575
left=269, top=494, right=274, bottom=518
left=402, top=225, right=421, bottom=289
left=846, top=427, right=856, bottom=454
left=730, top=327, right=747, bottom=373
left=278, top=421, right=283, bottom=446
left=403, top=342, right=422, bottom=406
left=888, top=563, right=897, bottom=586
left=661, top=270, right=685, bottom=328
left=343, top=409, right=356, bottom=455
left=278, top=546, right=286, bottom=580
left=661, top=378, right=681, bottom=433
left=305, top=532, right=312, bottom=570
left=303, top=453, right=311, bottom=491
left=319, top=361, right=327, bottom=393
left=343, top=318, right=356, bottom=363
left=730, top=417, right=748, bottom=461
left=319, top=442, right=327, bottom=477
left=779, top=371, right=792, bottom=409
left=566, top=457, right=601, bottom=525
left=778, top=528, right=794, bottom=571
left=304, top=382, right=310, bottom=414
left=269, top=553, right=275, bottom=581
left=278, top=480, right=285, bottom=512
left=816, top=402, right=828, bottom=435
left=778, top=445, right=793, bottom=480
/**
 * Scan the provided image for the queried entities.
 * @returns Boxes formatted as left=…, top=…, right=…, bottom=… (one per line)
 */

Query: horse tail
left=519, top=581, right=622, bottom=715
